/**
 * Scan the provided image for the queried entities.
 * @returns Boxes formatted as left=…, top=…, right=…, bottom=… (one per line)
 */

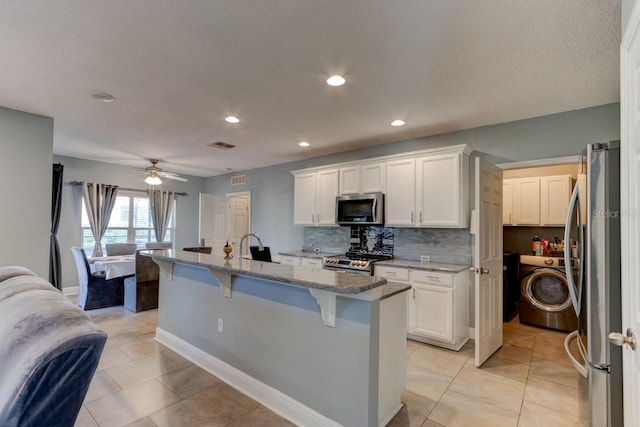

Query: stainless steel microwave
left=335, top=193, right=384, bottom=226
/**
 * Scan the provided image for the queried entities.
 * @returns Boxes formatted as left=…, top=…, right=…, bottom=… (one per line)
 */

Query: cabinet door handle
left=426, top=275, right=440, bottom=281
left=411, top=212, right=414, bottom=222
left=413, top=288, right=415, bottom=299
left=420, top=212, right=423, bottom=223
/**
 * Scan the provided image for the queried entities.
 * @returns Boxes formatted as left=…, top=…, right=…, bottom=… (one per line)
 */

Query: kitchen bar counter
left=145, top=249, right=387, bottom=295
left=146, top=249, right=407, bottom=426
left=375, top=258, right=471, bottom=273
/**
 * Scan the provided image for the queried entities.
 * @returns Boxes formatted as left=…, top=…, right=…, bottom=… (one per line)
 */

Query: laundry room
left=502, top=162, right=580, bottom=330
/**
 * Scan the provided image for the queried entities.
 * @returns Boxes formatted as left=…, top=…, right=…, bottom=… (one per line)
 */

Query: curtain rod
left=66, top=181, right=188, bottom=196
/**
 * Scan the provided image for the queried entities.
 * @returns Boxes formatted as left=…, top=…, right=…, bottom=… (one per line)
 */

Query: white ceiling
left=0, top=1, right=620, bottom=177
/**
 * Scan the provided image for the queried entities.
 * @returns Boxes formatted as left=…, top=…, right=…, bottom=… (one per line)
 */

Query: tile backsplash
left=303, top=226, right=472, bottom=265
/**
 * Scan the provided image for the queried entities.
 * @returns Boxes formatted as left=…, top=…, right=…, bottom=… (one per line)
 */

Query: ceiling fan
left=144, top=159, right=189, bottom=185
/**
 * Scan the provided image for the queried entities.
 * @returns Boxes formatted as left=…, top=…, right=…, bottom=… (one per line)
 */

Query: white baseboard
left=155, top=328, right=341, bottom=427
left=62, top=286, right=78, bottom=296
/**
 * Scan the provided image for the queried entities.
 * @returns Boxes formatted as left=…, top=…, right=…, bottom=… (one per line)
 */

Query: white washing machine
left=519, top=255, right=578, bottom=331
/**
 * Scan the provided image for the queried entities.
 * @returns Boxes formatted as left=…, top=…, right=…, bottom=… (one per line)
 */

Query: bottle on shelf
left=532, top=235, right=540, bottom=255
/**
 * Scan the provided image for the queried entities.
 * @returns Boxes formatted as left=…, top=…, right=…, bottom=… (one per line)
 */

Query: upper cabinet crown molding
left=290, top=144, right=473, bottom=175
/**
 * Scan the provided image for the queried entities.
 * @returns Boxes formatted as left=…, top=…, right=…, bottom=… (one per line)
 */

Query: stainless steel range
left=322, top=251, right=393, bottom=275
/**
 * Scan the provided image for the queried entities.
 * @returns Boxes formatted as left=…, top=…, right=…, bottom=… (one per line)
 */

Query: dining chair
left=104, top=243, right=137, bottom=256
left=71, top=247, right=124, bottom=310
left=124, top=249, right=160, bottom=312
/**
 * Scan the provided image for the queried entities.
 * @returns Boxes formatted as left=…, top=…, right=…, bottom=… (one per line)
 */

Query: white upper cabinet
left=386, top=149, right=470, bottom=228
left=503, top=179, right=514, bottom=225
left=540, top=175, right=573, bottom=226
left=315, top=169, right=339, bottom=225
left=512, top=177, right=541, bottom=225
left=385, top=158, right=416, bottom=226
left=503, top=175, right=572, bottom=226
left=416, top=153, right=467, bottom=227
left=293, top=172, right=316, bottom=225
left=293, top=169, right=338, bottom=226
left=339, top=162, right=385, bottom=195
left=360, top=162, right=386, bottom=194
left=339, top=166, right=360, bottom=195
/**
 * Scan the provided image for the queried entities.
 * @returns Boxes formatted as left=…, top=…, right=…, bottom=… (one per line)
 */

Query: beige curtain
left=82, top=183, right=119, bottom=257
left=149, top=189, right=175, bottom=242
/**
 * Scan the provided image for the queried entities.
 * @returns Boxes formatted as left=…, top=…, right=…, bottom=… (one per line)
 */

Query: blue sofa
left=0, top=266, right=107, bottom=427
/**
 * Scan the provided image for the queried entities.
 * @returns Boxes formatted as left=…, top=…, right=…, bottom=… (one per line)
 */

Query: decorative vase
left=223, top=241, right=233, bottom=259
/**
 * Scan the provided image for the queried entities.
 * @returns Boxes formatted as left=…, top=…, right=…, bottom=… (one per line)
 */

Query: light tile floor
left=75, top=305, right=588, bottom=427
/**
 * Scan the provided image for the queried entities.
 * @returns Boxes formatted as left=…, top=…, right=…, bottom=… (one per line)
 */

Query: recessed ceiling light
left=390, top=119, right=406, bottom=127
left=92, top=92, right=115, bottom=102
left=326, top=75, right=346, bottom=87
left=298, top=141, right=310, bottom=147
left=225, top=116, right=240, bottom=123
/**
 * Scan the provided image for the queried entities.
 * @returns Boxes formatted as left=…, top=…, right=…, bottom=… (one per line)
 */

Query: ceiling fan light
left=145, top=175, right=162, bottom=185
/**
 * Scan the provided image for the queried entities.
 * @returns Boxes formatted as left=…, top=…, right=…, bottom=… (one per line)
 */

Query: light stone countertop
left=145, top=250, right=389, bottom=295
left=278, top=250, right=341, bottom=259
left=375, top=259, right=471, bottom=273
left=380, top=281, right=412, bottom=300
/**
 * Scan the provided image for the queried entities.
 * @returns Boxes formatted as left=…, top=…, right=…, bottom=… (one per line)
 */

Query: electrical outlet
left=217, top=318, right=223, bottom=333
left=421, top=255, right=430, bottom=262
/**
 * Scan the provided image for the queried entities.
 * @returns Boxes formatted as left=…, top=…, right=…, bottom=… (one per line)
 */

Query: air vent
left=231, top=175, right=246, bottom=185
left=208, top=141, right=236, bottom=150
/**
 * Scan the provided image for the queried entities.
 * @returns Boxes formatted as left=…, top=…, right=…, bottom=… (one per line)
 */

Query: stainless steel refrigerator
left=564, top=142, right=622, bottom=426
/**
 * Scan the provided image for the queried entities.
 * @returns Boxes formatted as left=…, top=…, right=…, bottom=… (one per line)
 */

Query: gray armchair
left=0, top=271, right=106, bottom=427
left=124, top=249, right=160, bottom=312
left=104, top=243, right=137, bottom=256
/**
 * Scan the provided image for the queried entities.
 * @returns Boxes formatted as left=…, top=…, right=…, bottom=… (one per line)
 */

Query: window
left=81, top=192, right=175, bottom=253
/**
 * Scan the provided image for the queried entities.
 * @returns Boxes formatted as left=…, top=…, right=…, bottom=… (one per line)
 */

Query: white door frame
left=620, top=3, right=640, bottom=424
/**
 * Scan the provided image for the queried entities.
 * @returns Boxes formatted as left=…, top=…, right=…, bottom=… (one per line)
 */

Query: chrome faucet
left=239, top=232, right=263, bottom=259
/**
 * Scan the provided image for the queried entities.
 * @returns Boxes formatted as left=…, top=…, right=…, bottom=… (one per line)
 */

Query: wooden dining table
left=89, top=255, right=135, bottom=280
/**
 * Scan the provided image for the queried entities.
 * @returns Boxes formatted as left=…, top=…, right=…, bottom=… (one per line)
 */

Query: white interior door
left=473, top=157, right=503, bottom=366
left=228, top=193, right=250, bottom=255
left=199, top=193, right=227, bottom=252
left=621, top=6, right=640, bottom=424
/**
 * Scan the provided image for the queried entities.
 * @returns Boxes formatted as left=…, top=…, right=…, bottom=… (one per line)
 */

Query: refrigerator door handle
left=564, top=183, right=583, bottom=316
left=564, top=330, right=588, bottom=377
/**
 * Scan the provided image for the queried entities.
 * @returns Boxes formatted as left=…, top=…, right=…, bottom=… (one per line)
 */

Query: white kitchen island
left=146, top=250, right=409, bottom=427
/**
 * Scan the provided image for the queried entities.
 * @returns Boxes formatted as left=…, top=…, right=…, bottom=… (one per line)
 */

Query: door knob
left=470, top=267, right=490, bottom=275
left=609, top=328, right=637, bottom=350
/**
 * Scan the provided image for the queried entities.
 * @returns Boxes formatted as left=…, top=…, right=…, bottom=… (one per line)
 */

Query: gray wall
left=54, top=155, right=205, bottom=289
left=0, top=107, right=53, bottom=277
left=205, top=103, right=620, bottom=255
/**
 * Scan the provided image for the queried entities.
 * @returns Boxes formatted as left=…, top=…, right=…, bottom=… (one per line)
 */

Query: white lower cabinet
left=300, top=258, right=322, bottom=268
left=280, top=256, right=301, bottom=266
left=281, top=256, right=323, bottom=268
left=375, top=265, right=469, bottom=351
